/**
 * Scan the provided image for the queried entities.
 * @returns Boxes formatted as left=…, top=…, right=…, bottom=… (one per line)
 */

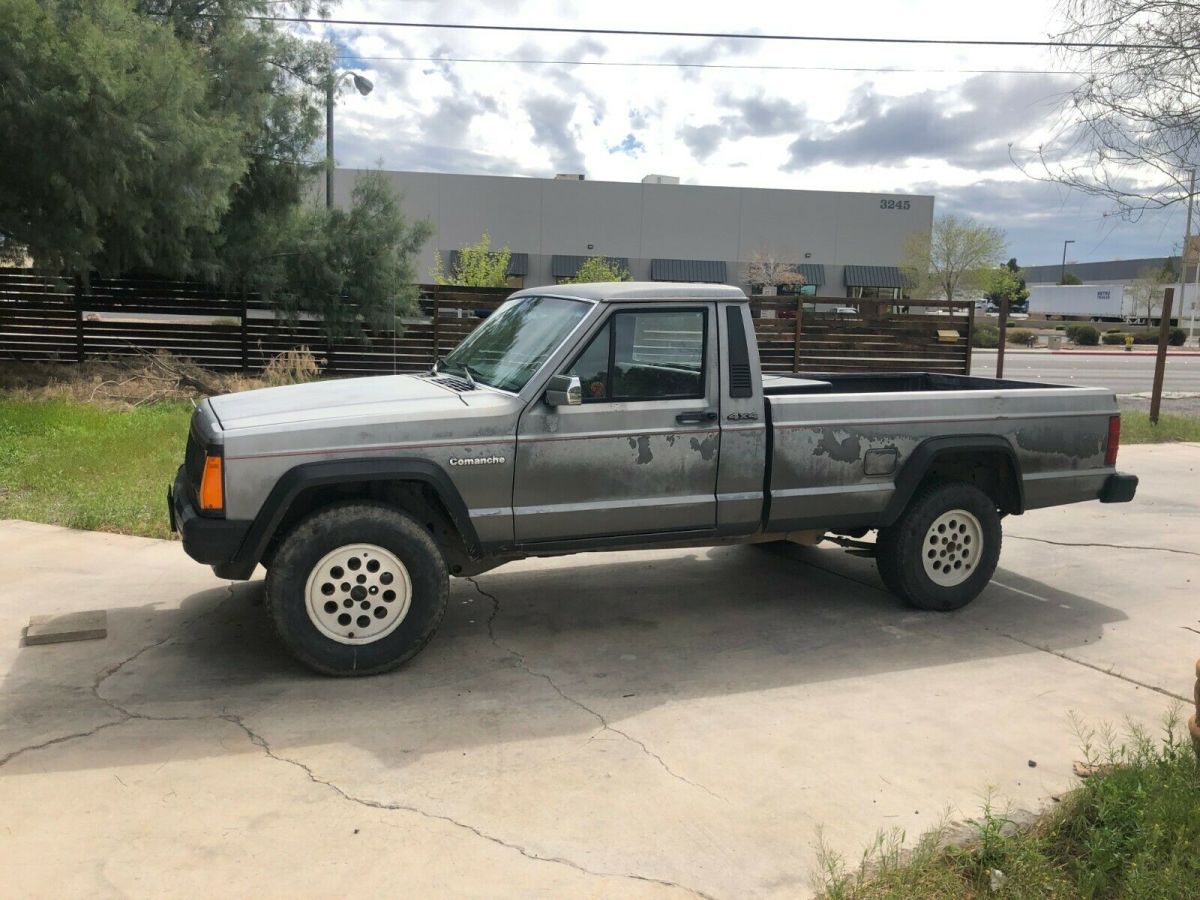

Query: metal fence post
left=73, top=275, right=85, bottom=363
left=965, top=302, right=975, bottom=375
left=240, top=289, right=250, bottom=371
left=432, top=283, right=441, bottom=364
left=996, top=297, right=1010, bottom=378
left=792, top=293, right=803, bottom=372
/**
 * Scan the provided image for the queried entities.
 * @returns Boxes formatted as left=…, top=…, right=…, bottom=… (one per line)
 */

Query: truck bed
left=761, top=372, right=1118, bottom=532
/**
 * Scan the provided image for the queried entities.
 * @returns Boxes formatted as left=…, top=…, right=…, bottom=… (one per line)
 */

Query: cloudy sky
left=314, top=0, right=1193, bottom=266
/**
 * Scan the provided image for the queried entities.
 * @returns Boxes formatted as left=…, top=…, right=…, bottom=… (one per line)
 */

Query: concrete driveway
left=2, top=444, right=1197, bottom=899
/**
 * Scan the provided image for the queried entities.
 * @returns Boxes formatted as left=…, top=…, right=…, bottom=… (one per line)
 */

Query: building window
left=847, top=285, right=901, bottom=300
left=751, top=283, right=816, bottom=297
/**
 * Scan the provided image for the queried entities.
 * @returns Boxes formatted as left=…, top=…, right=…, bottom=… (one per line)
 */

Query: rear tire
left=265, top=502, right=448, bottom=676
left=876, top=482, right=1001, bottom=611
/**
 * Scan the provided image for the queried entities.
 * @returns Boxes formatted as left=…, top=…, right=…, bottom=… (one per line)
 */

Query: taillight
left=199, top=454, right=224, bottom=513
left=1105, top=415, right=1120, bottom=466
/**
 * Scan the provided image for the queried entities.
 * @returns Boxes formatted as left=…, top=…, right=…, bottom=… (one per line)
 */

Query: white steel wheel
left=304, top=543, right=413, bottom=645
left=921, top=509, right=982, bottom=587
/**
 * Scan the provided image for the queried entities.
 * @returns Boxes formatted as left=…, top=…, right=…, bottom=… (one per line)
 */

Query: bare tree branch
left=1012, top=1, right=1199, bottom=219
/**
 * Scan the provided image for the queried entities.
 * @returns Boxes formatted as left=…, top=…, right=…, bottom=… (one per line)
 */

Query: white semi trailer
left=1028, top=284, right=1181, bottom=323
left=1027, top=285, right=1124, bottom=320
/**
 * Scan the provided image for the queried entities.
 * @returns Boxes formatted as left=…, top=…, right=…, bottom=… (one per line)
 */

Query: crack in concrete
left=0, top=584, right=238, bottom=770
left=1002, top=634, right=1188, bottom=703
left=219, top=712, right=715, bottom=899
left=468, top=577, right=725, bottom=802
left=1006, top=534, right=1200, bottom=558
left=2, top=581, right=717, bottom=898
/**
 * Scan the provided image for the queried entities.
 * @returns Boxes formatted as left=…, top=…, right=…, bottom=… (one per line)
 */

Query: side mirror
left=544, top=374, right=582, bottom=407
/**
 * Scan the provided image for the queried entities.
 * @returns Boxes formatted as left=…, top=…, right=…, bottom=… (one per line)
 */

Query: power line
left=209, top=14, right=1193, bottom=51
left=334, top=53, right=1074, bottom=77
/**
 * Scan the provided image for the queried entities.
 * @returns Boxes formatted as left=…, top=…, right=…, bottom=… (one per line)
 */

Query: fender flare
left=880, top=435, right=1024, bottom=526
left=225, top=457, right=480, bottom=579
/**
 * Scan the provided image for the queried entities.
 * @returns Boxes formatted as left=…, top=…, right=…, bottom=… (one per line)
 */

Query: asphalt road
left=970, top=349, right=1200, bottom=394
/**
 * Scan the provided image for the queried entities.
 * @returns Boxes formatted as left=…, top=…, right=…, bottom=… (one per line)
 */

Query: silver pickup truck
left=169, top=282, right=1137, bottom=675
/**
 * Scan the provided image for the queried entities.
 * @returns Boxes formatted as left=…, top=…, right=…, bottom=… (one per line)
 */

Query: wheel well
left=919, top=449, right=1021, bottom=515
left=261, top=479, right=472, bottom=574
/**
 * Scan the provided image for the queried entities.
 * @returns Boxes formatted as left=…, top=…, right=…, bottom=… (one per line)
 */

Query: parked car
left=170, top=282, right=1137, bottom=675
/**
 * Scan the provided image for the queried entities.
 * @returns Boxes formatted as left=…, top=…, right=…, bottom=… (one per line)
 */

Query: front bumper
left=169, top=467, right=252, bottom=570
left=1099, top=472, right=1139, bottom=503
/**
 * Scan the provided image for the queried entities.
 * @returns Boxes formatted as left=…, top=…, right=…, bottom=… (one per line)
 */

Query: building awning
left=551, top=255, right=629, bottom=278
left=795, top=263, right=825, bottom=286
left=843, top=265, right=911, bottom=289
left=446, top=250, right=529, bottom=277
left=650, top=258, right=727, bottom=283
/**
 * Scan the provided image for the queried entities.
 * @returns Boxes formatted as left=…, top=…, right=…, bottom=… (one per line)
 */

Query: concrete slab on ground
left=1, top=444, right=1197, bottom=899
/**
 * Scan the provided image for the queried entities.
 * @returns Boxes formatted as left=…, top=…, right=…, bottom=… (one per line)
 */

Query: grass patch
left=817, top=714, right=1200, bottom=899
left=1121, top=411, right=1200, bottom=444
left=0, top=398, right=191, bottom=538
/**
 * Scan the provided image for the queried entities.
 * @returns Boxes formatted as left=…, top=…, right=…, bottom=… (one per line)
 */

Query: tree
left=747, top=249, right=804, bottom=293
left=1060, top=272, right=1083, bottom=285
left=435, top=232, right=512, bottom=287
left=565, top=256, right=631, bottom=283
left=251, top=171, right=432, bottom=338
left=1126, top=264, right=1175, bottom=323
left=1017, top=0, right=1199, bottom=218
left=902, top=214, right=1007, bottom=301
left=0, top=0, right=247, bottom=275
left=0, top=0, right=334, bottom=278
left=985, top=261, right=1030, bottom=310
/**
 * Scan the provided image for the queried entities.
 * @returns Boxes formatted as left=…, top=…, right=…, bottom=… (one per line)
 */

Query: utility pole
left=1180, top=169, right=1197, bottom=345
left=1060, top=239, right=1075, bottom=284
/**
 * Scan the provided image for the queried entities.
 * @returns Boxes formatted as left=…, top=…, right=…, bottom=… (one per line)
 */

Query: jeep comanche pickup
left=169, top=282, right=1138, bottom=675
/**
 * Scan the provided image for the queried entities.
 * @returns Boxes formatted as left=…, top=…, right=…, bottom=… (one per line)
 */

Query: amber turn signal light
left=199, top=454, right=224, bottom=512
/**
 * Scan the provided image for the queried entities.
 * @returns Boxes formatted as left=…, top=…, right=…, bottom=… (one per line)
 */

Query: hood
left=208, top=374, right=488, bottom=431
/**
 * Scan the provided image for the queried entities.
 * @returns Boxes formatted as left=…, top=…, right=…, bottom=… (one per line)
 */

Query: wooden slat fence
left=0, top=270, right=973, bottom=376
left=752, top=294, right=973, bottom=375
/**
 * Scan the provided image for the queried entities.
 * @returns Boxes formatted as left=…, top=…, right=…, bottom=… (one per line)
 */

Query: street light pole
left=1060, top=239, right=1075, bottom=284
left=325, top=76, right=335, bottom=210
left=324, top=70, right=374, bottom=210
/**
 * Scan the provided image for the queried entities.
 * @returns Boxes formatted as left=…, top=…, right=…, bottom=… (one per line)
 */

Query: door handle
left=676, top=411, right=718, bottom=425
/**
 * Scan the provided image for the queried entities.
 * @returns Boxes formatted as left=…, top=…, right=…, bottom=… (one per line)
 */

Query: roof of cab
left=509, top=281, right=747, bottom=303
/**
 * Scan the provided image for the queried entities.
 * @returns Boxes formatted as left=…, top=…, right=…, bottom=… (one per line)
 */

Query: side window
left=566, top=308, right=707, bottom=402
left=567, top=324, right=611, bottom=401
left=612, top=310, right=705, bottom=400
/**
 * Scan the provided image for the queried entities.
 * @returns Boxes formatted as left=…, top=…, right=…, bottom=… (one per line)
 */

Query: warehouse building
left=329, top=169, right=934, bottom=300
left=1023, top=256, right=1199, bottom=289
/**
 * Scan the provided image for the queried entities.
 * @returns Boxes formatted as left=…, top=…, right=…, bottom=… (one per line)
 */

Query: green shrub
left=1006, top=328, right=1036, bottom=346
left=1102, top=331, right=1128, bottom=345
left=1054, top=324, right=1066, bottom=331
left=1169, top=327, right=1186, bottom=347
left=971, top=323, right=999, bottom=348
left=1069, top=324, right=1100, bottom=345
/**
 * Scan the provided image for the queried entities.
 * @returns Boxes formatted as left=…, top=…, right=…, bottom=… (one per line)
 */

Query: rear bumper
left=1099, top=472, right=1138, bottom=504
left=169, top=467, right=253, bottom=573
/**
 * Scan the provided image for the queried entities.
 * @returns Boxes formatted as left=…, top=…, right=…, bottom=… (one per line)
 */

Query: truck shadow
left=1, top=542, right=1126, bottom=776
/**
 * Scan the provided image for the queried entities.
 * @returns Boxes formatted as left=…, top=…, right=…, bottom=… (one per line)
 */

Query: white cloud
left=324, top=0, right=1190, bottom=263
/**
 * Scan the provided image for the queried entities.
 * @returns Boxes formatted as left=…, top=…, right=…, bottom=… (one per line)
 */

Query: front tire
left=875, top=482, right=1001, bottom=611
left=266, top=502, right=448, bottom=676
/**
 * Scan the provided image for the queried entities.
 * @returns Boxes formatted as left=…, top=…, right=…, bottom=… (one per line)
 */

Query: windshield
left=441, top=295, right=590, bottom=392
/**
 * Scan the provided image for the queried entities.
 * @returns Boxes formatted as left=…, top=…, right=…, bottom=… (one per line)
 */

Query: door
left=513, top=304, right=720, bottom=543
